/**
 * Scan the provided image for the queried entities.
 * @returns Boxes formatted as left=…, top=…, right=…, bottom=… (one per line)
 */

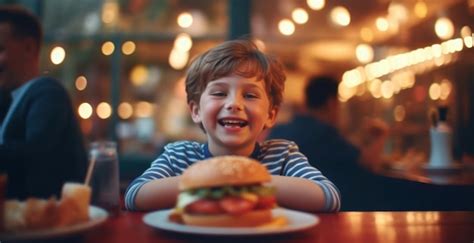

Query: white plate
left=0, top=205, right=108, bottom=241
left=143, top=208, right=319, bottom=236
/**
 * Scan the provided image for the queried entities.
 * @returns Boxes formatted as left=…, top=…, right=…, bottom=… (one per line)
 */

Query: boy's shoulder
left=165, top=140, right=203, bottom=150
left=163, top=140, right=204, bottom=154
left=260, top=139, right=299, bottom=154
left=261, top=138, right=297, bottom=147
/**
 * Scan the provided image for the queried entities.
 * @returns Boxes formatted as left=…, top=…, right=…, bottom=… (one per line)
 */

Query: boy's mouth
left=218, top=118, right=248, bottom=128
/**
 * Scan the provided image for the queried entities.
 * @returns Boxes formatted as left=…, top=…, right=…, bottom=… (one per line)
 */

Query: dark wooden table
left=371, top=159, right=474, bottom=186
left=83, top=210, right=474, bottom=243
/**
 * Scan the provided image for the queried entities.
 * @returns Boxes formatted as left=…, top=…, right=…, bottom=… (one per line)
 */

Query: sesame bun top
left=179, top=156, right=271, bottom=190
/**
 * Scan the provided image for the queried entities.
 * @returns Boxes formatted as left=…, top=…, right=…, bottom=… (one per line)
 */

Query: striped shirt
left=125, top=139, right=341, bottom=212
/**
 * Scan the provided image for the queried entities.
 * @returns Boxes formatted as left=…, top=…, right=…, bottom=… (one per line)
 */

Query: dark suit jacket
left=0, top=77, right=87, bottom=199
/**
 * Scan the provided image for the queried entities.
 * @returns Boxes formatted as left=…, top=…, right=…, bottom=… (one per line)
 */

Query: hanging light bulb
left=292, top=8, right=309, bottom=24
left=307, top=0, right=325, bottom=10
left=435, top=17, right=454, bottom=40
left=330, top=6, right=351, bottom=27
left=278, top=19, right=295, bottom=36
left=355, top=44, right=374, bottom=63
left=414, top=1, right=428, bottom=19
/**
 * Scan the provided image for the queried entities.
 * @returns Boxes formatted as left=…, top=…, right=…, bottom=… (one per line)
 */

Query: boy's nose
left=225, top=95, right=243, bottom=111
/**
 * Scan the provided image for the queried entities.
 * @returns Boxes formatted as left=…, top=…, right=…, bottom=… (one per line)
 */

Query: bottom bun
left=182, top=209, right=272, bottom=227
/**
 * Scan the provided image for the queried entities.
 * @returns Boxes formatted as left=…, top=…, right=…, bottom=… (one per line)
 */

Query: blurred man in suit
left=0, top=5, right=87, bottom=199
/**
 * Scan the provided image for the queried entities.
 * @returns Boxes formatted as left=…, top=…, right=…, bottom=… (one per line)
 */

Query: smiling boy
left=125, top=39, right=340, bottom=212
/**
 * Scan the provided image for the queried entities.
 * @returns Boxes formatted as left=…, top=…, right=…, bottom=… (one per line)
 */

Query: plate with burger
left=143, top=156, right=319, bottom=235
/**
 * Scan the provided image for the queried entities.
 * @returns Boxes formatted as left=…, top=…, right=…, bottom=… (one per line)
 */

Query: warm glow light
left=50, top=46, right=66, bottom=65
left=135, top=101, right=154, bottom=118
left=102, top=41, right=115, bottom=56
left=388, top=2, right=408, bottom=23
left=169, top=48, right=189, bottom=70
left=381, top=80, right=394, bottom=99
left=75, top=76, right=87, bottom=91
left=118, top=102, right=133, bottom=119
left=435, top=17, right=454, bottom=40
left=429, top=83, right=441, bottom=100
left=394, top=105, right=406, bottom=122
left=368, top=79, right=382, bottom=98
left=461, top=26, right=472, bottom=38
left=338, top=82, right=357, bottom=101
left=102, top=2, right=118, bottom=24
left=292, top=8, right=309, bottom=24
left=122, top=41, right=136, bottom=55
left=78, top=103, right=93, bottom=119
left=330, top=6, right=351, bottom=26
left=342, top=68, right=364, bottom=88
left=360, top=27, right=374, bottom=42
left=440, top=79, right=452, bottom=100
left=432, top=44, right=442, bottom=57
left=174, top=33, right=193, bottom=51
left=355, top=44, right=374, bottom=63
left=376, top=17, right=389, bottom=32
left=177, top=12, right=193, bottom=28
left=464, top=36, right=473, bottom=48
left=130, top=65, right=148, bottom=86
left=278, top=19, right=295, bottom=36
left=414, top=1, right=428, bottom=19
left=307, top=0, right=325, bottom=10
left=97, top=102, right=112, bottom=119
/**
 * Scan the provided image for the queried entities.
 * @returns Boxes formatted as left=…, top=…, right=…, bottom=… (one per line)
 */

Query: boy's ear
left=264, top=106, right=279, bottom=129
left=188, top=100, right=202, bottom=123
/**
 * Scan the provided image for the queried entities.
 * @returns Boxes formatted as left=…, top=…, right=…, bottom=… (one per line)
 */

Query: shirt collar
left=11, top=79, right=35, bottom=101
left=203, top=143, right=261, bottom=160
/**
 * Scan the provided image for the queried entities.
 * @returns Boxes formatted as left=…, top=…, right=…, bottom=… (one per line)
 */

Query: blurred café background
left=2, top=0, right=474, bottom=197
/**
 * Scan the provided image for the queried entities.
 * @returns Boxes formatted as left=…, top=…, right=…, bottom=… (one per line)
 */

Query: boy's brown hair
left=185, top=39, right=286, bottom=109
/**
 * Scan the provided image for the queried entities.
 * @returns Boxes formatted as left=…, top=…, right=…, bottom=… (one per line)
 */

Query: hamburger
left=174, top=156, right=277, bottom=227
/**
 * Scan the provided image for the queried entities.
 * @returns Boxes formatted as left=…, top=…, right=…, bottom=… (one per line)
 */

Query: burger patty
left=184, top=195, right=276, bottom=215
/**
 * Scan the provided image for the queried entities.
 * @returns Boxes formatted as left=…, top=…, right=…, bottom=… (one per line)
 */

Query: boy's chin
left=213, top=137, right=255, bottom=149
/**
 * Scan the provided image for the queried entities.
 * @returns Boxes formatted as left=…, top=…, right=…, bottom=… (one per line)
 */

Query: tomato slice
left=219, top=196, right=256, bottom=215
left=185, top=199, right=225, bottom=214
left=255, top=196, right=276, bottom=209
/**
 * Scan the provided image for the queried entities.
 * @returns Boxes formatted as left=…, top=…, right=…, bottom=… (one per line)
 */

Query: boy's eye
left=210, top=91, right=226, bottom=97
left=244, top=93, right=259, bottom=99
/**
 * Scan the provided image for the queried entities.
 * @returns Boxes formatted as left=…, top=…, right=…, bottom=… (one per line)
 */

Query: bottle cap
left=438, top=106, right=448, bottom=122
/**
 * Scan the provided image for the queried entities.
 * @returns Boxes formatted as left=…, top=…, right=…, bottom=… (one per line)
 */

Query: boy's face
left=189, top=75, right=277, bottom=156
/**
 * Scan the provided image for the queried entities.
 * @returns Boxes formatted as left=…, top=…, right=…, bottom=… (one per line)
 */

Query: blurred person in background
left=0, top=5, right=87, bottom=199
left=269, top=75, right=474, bottom=211
left=267, top=75, right=389, bottom=210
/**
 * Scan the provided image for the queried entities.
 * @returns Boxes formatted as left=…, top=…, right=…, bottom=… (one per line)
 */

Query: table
left=373, top=163, right=474, bottom=185
left=84, top=210, right=474, bottom=243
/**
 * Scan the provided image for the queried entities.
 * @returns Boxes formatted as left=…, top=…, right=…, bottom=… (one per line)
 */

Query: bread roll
left=57, top=183, right=91, bottom=226
left=24, top=197, right=58, bottom=229
left=179, top=156, right=271, bottom=190
left=3, top=200, right=26, bottom=231
left=182, top=209, right=272, bottom=227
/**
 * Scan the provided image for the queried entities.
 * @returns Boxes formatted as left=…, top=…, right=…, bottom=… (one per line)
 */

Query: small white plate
left=143, top=208, right=319, bottom=236
left=0, top=206, right=108, bottom=241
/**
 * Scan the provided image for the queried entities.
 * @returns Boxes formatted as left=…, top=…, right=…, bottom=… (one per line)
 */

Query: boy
left=125, top=39, right=340, bottom=212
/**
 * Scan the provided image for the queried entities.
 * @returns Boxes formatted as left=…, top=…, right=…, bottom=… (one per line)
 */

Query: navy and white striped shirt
left=125, top=139, right=341, bottom=212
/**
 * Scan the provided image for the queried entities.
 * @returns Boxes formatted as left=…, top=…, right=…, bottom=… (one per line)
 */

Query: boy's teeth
left=219, top=119, right=247, bottom=127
